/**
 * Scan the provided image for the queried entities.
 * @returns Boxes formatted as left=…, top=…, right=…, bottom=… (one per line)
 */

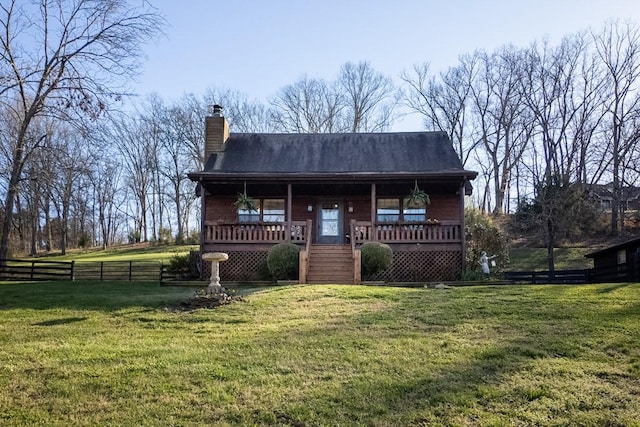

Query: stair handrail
left=305, top=219, right=312, bottom=254
left=350, top=219, right=361, bottom=284
left=350, top=219, right=357, bottom=254
left=299, top=219, right=313, bottom=284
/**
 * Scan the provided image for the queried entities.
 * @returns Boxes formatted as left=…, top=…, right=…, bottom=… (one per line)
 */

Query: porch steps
left=306, top=244, right=354, bottom=284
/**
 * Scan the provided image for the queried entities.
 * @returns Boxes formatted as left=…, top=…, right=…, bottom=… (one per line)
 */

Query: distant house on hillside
left=589, top=184, right=640, bottom=212
left=188, top=105, right=477, bottom=284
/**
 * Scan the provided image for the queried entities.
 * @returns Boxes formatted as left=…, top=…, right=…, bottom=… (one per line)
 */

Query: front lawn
left=1, top=281, right=639, bottom=425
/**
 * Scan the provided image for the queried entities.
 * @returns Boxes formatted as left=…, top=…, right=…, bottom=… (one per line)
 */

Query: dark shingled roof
left=191, top=132, right=477, bottom=179
left=585, top=236, right=640, bottom=258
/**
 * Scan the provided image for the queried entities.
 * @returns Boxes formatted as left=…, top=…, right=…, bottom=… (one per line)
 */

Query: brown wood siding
left=292, top=200, right=314, bottom=222
left=344, top=196, right=371, bottom=224
left=427, top=194, right=460, bottom=221
left=204, top=193, right=461, bottom=224
left=205, top=195, right=237, bottom=223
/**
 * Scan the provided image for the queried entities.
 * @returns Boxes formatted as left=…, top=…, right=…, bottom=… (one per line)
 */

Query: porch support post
left=287, top=183, right=292, bottom=242
left=199, top=180, right=206, bottom=279
left=460, top=179, right=467, bottom=276
left=370, top=183, right=377, bottom=241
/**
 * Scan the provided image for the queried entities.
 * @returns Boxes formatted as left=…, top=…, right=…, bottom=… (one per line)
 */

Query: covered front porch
left=199, top=179, right=466, bottom=246
left=198, top=178, right=467, bottom=283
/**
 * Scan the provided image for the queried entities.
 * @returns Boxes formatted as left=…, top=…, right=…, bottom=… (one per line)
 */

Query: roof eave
left=188, top=170, right=478, bottom=182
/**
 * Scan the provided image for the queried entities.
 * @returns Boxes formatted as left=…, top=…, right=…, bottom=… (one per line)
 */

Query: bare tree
left=592, top=20, right=640, bottom=235
left=270, top=76, right=346, bottom=133
left=401, top=55, right=479, bottom=165
left=203, top=88, right=273, bottom=134
left=149, top=100, right=197, bottom=244
left=47, top=127, right=93, bottom=254
left=0, top=0, right=162, bottom=260
left=105, top=112, right=157, bottom=243
left=90, top=158, right=122, bottom=249
left=570, top=47, right=609, bottom=186
left=467, top=47, right=532, bottom=214
left=338, top=61, right=398, bottom=132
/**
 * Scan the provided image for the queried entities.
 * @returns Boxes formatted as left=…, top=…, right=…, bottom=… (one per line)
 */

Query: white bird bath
left=202, top=252, right=229, bottom=294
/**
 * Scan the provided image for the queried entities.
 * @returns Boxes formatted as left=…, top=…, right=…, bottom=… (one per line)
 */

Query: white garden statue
left=201, top=252, right=229, bottom=294
left=479, top=251, right=497, bottom=276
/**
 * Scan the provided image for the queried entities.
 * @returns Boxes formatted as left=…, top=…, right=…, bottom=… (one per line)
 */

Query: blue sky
left=137, top=0, right=640, bottom=130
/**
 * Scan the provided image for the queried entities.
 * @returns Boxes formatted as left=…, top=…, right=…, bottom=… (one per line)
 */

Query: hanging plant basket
left=234, top=182, right=258, bottom=211
left=404, top=180, right=431, bottom=208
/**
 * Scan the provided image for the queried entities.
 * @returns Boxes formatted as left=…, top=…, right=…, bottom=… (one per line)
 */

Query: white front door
left=317, top=201, right=343, bottom=244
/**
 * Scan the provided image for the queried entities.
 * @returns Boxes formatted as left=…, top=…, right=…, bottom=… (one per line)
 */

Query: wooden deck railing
left=204, top=221, right=309, bottom=243
left=352, top=220, right=462, bottom=243
left=204, top=220, right=462, bottom=244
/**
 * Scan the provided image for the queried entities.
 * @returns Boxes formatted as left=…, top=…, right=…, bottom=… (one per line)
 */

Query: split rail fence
left=0, top=260, right=164, bottom=282
left=0, top=260, right=74, bottom=281
left=73, top=261, right=162, bottom=282
left=503, top=269, right=591, bottom=284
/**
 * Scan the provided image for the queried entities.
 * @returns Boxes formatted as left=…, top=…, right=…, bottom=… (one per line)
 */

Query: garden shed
left=585, top=236, right=640, bottom=283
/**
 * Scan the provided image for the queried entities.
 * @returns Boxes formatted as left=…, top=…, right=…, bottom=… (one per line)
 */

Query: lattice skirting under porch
left=367, top=250, right=463, bottom=283
left=203, top=248, right=462, bottom=283
left=202, top=250, right=269, bottom=282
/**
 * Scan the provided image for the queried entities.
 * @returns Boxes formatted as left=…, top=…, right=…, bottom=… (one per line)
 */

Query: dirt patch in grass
left=168, top=289, right=243, bottom=311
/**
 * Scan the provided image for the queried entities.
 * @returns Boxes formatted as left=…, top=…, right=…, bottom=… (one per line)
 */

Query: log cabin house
left=188, top=105, right=477, bottom=284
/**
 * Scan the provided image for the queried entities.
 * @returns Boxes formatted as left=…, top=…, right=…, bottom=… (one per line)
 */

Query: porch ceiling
left=200, top=179, right=463, bottom=196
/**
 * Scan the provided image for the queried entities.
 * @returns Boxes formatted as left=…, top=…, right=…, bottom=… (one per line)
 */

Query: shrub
left=158, top=227, right=173, bottom=245
left=465, top=208, right=508, bottom=275
left=127, top=230, right=141, bottom=244
left=267, top=243, right=300, bottom=280
left=77, top=233, right=92, bottom=248
left=360, top=241, right=393, bottom=280
left=257, top=259, right=273, bottom=281
left=167, top=251, right=200, bottom=279
left=184, top=230, right=200, bottom=245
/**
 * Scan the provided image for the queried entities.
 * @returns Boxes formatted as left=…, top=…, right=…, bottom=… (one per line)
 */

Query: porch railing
left=204, top=220, right=462, bottom=244
left=352, top=220, right=462, bottom=243
left=204, top=221, right=309, bottom=243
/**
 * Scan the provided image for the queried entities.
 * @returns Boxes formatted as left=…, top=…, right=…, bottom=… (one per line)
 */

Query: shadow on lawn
left=32, top=316, right=88, bottom=326
left=596, top=283, right=630, bottom=293
left=0, top=280, right=195, bottom=311
left=246, top=285, right=640, bottom=425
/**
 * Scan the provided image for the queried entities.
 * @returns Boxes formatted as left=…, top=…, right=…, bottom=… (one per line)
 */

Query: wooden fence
left=0, top=260, right=191, bottom=283
left=0, top=259, right=74, bottom=281
left=73, top=261, right=162, bottom=282
left=504, top=269, right=591, bottom=284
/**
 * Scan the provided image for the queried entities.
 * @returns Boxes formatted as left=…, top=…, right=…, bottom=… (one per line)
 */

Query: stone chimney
left=204, top=104, right=229, bottom=160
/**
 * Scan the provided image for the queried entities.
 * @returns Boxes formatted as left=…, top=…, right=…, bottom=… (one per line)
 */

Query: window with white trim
left=237, top=199, right=285, bottom=223
left=377, top=199, right=400, bottom=222
left=377, top=198, right=427, bottom=223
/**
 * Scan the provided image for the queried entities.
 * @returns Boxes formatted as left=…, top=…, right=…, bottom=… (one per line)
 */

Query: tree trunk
left=611, top=151, right=620, bottom=236
left=0, top=133, right=27, bottom=262
left=546, top=218, right=555, bottom=280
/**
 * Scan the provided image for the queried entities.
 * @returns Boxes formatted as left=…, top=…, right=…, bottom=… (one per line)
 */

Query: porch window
left=377, top=199, right=400, bottom=222
left=237, top=198, right=285, bottom=223
left=238, top=206, right=261, bottom=223
left=377, top=198, right=427, bottom=223
left=403, top=206, right=426, bottom=222
left=263, top=199, right=285, bottom=222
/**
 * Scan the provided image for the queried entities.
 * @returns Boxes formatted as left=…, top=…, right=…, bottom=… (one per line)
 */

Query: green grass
left=27, top=244, right=197, bottom=263
left=507, top=247, right=596, bottom=270
left=1, top=282, right=640, bottom=425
